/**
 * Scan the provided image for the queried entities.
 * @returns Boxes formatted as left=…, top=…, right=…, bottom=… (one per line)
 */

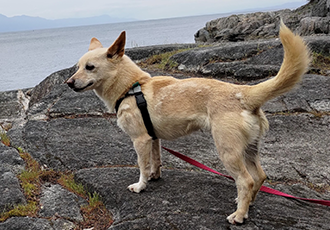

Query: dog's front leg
left=128, top=135, right=152, bottom=193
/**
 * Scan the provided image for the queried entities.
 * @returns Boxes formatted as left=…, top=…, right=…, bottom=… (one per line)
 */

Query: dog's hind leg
left=211, top=121, right=254, bottom=224
left=149, top=139, right=162, bottom=180
left=244, top=142, right=267, bottom=204
left=128, top=134, right=153, bottom=193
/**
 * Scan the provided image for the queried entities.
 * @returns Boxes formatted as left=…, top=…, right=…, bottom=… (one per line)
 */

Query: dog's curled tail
left=245, top=21, right=310, bottom=110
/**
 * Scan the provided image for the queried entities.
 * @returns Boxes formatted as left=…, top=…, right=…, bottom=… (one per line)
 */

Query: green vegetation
left=138, top=48, right=194, bottom=71
left=0, top=202, right=38, bottom=222
left=0, top=131, right=10, bottom=147
left=87, top=192, right=102, bottom=208
left=58, top=173, right=86, bottom=197
left=0, top=149, right=112, bottom=229
left=0, top=152, right=41, bottom=222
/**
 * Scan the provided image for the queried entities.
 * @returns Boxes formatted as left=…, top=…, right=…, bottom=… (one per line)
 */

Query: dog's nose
left=66, top=79, right=75, bottom=88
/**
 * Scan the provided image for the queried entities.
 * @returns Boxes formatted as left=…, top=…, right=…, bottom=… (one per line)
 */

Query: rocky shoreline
left=1, top=39, right=330, bottom=229
left=1, top=3, right=330, bottom=228
left=195, top=0, right=330, bottom=43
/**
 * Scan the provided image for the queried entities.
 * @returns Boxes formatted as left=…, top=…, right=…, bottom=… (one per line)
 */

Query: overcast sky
left=1, top=0, right=307, bottom=20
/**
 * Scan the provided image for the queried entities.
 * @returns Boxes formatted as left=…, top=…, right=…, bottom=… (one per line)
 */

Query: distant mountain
left=0, top=14, right=136, bottom=33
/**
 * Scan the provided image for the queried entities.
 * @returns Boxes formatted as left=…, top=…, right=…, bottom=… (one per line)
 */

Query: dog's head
left=65, top=31, right=126, bottom=92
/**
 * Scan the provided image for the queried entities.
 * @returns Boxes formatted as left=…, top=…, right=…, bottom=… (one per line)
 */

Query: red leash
left=162, top=146, right=330, bottom=207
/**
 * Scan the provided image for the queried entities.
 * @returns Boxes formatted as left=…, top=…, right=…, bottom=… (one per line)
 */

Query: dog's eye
left=85, top=64, right=95, bottom=71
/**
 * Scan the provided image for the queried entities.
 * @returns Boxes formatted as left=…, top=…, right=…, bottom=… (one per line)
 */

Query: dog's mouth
left=73, top=82, right=94, bottom=92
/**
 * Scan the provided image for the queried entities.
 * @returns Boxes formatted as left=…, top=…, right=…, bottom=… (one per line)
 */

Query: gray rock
left=0, top=143, right=26, bottom=212
left=299, top=17, right=330, bottom=35
left=125, top=44, right=197, bottom=61
left=0, top=216, right=76, bottom=230
left=27, top=66, right=109, bottom=120
left=194, top=28, right=211, bottom=44
left=8, top=117, right=136, bottom=171
left=0, top=89, right=30, bottom=127
left=28, top=66, right=77, bottom=108
left=304, top=35, right=330, bottom=56
left=262, top=114, right=330, bottom=185
left=194, top=10, right=290, bottom=43
left=171, top=39, right=283, bottom=80
left=262, top=74, right=330, bottom=113
left=0, top=143, right=25, bottom=174
left=171, top=37, right=330, bottom=80
left=75, top=167, right=330, bottom=230
left=0, top=217, right=53, bottom=230
left=39, top=184, right=86, bottom=221
left=311, top=0, right=330, bottom=17
left=194, top=0, right=330, bottom=43
left=51, top=219, right=76, bottom=230
left=0, top=165, right=26, bottom=212
left=284, top=75, right=330, bottom=112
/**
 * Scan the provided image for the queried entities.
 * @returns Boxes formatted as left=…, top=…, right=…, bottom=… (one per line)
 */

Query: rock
left=170, top=39, right=283, bottom=80
left=194, top=0, right=330, bottom=43
left=39, top=184, right=86, bottom=221
left=28, top=66, right=77, bottom=108
left=0, top=143, right=25, bottom=174
left=0, top=89, right=30, bottom=123
left=170, top=37, right=330, bottom=80
left=125, top=44, right=197, bottom=62
left=9, top=117, right=136, bottom=171
left=194, top=10, right=289, bottom=43
left=194, top=28, right=211, bottom=43
left=1, top=39, right=330, bottom=229
left=299, top=17, right=330, bottom=35
left=0, top=217, right=75, bottom=230
left=26, top=65, right=108, bottom=120
left=0, top=165, right=26, bottom=213
left=262, top=114, right=330, bottom=185
left=311, top=0, right=330, bottom=17
left=283, top=75, right=330, bottom=112
left=0, top=143, right=26, bottom=212
left=262, top=74, right=330, bottom=113
left=75, top=167, right=330, bottom=229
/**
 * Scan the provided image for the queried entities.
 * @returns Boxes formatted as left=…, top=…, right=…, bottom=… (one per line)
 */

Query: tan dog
left=66, top=22, right=310, bottom=224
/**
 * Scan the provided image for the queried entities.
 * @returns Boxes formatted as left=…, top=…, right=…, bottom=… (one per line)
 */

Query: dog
left=65, top=21, right=310, bottom=224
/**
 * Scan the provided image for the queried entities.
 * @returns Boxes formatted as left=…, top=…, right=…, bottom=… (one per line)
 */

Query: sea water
left=0, top=13, right=230, bottom=91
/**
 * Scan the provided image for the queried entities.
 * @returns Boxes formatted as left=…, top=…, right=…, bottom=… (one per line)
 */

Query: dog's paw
left=127, top=182, right=146, bottom=193
left=148, top=171, right=161, bottom=181
left=227, top=211, right=247, bottom=224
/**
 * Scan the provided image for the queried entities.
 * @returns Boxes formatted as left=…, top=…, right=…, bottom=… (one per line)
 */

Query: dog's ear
left=89, top=37, right=103, bottom=51
left=107, top=31, right=126, bottom=59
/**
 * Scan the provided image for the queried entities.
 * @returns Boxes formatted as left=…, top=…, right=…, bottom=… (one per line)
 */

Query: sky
left=1, top=0, right=307, bottom=20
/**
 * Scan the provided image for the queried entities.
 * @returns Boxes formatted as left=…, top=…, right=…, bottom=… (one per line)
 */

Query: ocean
left=0, top=13, right=230, bottom=92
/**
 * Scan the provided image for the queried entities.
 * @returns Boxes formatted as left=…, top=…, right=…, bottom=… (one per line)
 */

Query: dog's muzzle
left=66, top=79, right=93, bottom=92
left=66, top=78, right=75, bottom=89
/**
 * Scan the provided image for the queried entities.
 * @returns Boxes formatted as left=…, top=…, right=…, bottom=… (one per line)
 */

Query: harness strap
left=115, top=82, right=157, bottom=140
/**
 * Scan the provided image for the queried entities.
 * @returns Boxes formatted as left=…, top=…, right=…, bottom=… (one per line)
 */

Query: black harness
left=115, top=82, right=157, bottom=140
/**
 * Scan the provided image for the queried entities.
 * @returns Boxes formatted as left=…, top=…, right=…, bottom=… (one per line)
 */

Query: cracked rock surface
left=0, top=42, right=330, bottom=229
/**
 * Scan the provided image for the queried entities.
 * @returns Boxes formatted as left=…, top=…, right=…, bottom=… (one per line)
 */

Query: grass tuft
left=0, top=132, right=10, bottom=147
left=88, top=192, right=102, bottom=208
left=58, top=173, right=86, bottom=197
left=138, top=48, right=193, bottom=71
left=79, top=192, right=113, bottom=229
left=0, top=202, right=38, bottom=222
left=1, top=150, right=113, bottom=228
left=0, top=150, right=43, bottom=222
